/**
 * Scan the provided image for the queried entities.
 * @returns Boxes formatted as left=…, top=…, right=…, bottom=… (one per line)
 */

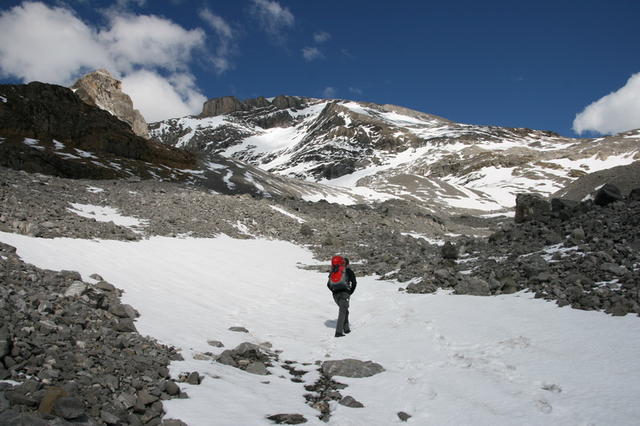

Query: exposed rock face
left=200, top=95, right=308, bottom=118
left=0, top=81, right=195, bottom=181
left=71, top=69, right=149, bottom=138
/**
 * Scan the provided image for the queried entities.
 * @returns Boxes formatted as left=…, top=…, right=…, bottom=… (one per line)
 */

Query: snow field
left=1, top=232, right=639, bottom=425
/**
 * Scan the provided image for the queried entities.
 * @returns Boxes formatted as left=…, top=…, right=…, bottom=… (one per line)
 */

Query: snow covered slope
left=151, top=97, right=640, bottom=213
left=2, top=231, right=639, bottom=425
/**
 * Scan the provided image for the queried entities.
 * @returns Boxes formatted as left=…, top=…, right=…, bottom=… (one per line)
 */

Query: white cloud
left=0, top=2, right=110, bottom=83
left=573, top=73, right=640, bottom=135
left=249, top=0, right=294, bottom=42
left=348, top=87, right=363, bottom=95
left=199, top=9, right=232, bottom=38
left=99, top=13, right=205, bottom=73
left=313, top=31, right=331, bottom=43
left=122, top=70, right=206, bottom=122
left=322, top=87, right=336, bottom=98
left=302, top=47, right=323, bottom=61
left=199, top=8, right=235, bottom=74
left=0, top=1, right=208, bottom=121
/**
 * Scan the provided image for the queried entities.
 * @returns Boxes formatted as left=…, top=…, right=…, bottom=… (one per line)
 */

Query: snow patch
left=23, top=138, right=44, bottom=151
left=67, top=203, right=148, bottom=232
left=270, top=205, right=306, bottom=223
left=0, top=232, right=639, bottom=426
left=86, top=186, right=104, bottom=194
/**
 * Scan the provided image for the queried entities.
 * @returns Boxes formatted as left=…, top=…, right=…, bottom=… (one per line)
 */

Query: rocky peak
left=71, top=69, right=149, bottom=138
left=200, top=94, right=308, bottom=118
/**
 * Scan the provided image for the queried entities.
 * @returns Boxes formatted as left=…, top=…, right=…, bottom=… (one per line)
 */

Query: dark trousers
left=333, top=291, right=350, bottom=335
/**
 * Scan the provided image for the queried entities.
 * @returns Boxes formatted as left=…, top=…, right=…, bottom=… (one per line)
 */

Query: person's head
left=344, top=257, right=350, bottom=266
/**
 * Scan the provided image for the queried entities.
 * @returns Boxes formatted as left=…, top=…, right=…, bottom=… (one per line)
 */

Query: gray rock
left=207, top=340, right=224, bottom=348
left=163, top=380, right=180, bottom=396
left=398, top=411, right=412, bottom=421
left=136, top=389, right=159, bottom=406
left=0, top=326, right=11, bottom=358
left=245, top=362, right=269, bottom=375
left=64, top=280, right=88, bottom=297
left=114, top=318, right=137, bottom=332
left=95, top=281, right=116, bottom=292
left=186, top=372, right=201, bottom=385
left=54, top=396, right=85, bottom=419
left=321, top=359, right=385, bottom=378
left=571, top=227, right=586, bottom=241
left=515, top=193, right=550, bottom=223
left=228, top=326, right=249, bottom=333
left=594, top=183, right=623, bottom=206
left=0, top=410, right=51, bottom=426
left=266, top=413, right=307, bottom=424
left=338, top=395, right=364, bottom=408
left=441, top=241, right=459, bottom=260
left=100, top=410, right=122, bottom=425
left=454, top=277, right=491, bottom=296
left=161, top=420, right=189, bottom=426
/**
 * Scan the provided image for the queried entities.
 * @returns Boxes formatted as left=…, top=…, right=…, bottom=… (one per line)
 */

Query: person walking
left=327, top=256, right=357, bottom=337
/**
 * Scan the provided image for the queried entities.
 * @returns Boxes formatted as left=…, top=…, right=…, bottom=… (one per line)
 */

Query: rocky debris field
left=407, top=187, right=640, bottom=316
left=0, top=241, right=186, bottom=425
left=0, top=166, right=485, bottom=278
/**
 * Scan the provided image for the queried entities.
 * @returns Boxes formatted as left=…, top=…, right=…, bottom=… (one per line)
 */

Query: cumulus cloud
left=313, top=31, right=331, bottom=43
left=99, top=13, right=205, bottom=73
left=249, top=0, right=294, bottom=42
left=122, top=70, right=206, bottom=122
left=302, top=47, right=323, bottom=62
left=322, top=87, right=336, bottom=98
left=0, top=1, right=208, bottom=121
left=573, top=73, right=640, bottom=135
left=199, top=8, right=235, bottom=74
left=0, top=2, right=110, bottom=83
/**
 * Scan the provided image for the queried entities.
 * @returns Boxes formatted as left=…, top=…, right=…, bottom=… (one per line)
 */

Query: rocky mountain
left=0, top=82, right=360, bottom=202
left=0, top=82, right=195, bottom=182
left=150, top=96, right=640, bottom=214
left=71, top=70, right=149, bottom=139
left=1, top=81, right=639, bottom=425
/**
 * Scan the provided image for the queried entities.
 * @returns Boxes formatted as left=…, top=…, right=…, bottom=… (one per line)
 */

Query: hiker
left=327, top=256, right=357, bottom=337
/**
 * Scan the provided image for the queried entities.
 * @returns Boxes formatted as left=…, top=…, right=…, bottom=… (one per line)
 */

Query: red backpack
left=327, top=255, right=349, bottom=292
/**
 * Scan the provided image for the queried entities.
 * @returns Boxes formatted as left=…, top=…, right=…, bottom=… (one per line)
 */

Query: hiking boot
left=335, top=333, right=345, bottom=338
left=344, top=328, right=351, bottom=334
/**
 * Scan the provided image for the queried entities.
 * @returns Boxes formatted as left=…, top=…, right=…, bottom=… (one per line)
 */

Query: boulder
left=629, top=188, right=640, bottom=201
left=594, top=184, right=623, bottom=206
left=245, top=361, right=269, bottom=375
left=338, top=396, right=364, bottom=408
left=515, top=193, right=550, bottom=223
left=53, top=396, right=85, bottom=419
left=398, top=411, right=412, bottom=422
left=266, top=413, right=307, bottom=424
left=64, top=280, right=88, bottom=297
left=321, top=359, right=385, bottom=378
left=454, top=277, right=491, bottom=296
left=441, top=241, right=459, bottom=260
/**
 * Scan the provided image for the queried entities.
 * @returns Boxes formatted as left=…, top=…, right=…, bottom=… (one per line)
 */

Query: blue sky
left=1, top=0, right=639, bottom=136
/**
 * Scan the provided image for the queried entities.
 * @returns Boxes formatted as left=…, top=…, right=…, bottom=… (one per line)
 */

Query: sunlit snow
left=0, top=232, right=639, bottom=426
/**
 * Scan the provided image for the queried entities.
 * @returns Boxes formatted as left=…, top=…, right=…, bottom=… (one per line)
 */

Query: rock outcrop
left=71, top=69, right=149, bottom=138
left=200, top=95, right=307, bottom=118
left=0, top=81, right=195, bottom=181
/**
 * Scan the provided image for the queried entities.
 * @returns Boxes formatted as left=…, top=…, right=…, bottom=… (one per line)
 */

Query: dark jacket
left=327, top=267, right=357, bottom=294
